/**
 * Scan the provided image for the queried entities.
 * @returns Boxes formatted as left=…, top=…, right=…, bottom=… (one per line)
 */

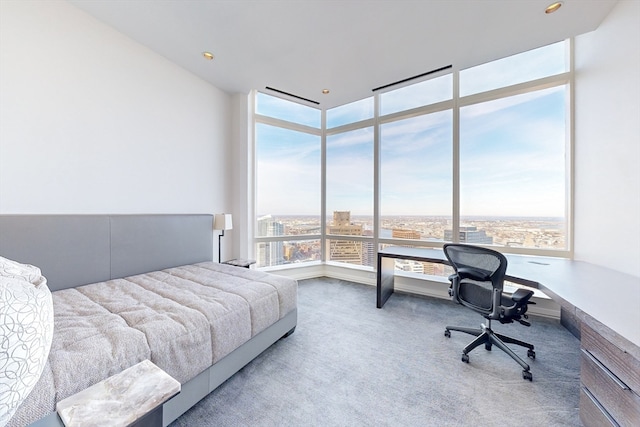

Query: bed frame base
left=164, top=309, right=297, bottom=425
left=0, top=215, right=297, bottom=427
left=28, top=310, right=297, bottom=427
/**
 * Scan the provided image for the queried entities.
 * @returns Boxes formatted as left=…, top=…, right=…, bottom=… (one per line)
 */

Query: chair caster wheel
left=461, top=354, right=469, bottom=363
left=523, top=370, right=533, bottom=381
left=485, top=343, right=492, bottom=351
left=527, top=349, right=536, bottom=359
left=444, top=330, right=451, bottom=338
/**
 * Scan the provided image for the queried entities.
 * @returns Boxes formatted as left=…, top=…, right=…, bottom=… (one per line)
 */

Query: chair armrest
left=511, top=288, right=533, bottom=304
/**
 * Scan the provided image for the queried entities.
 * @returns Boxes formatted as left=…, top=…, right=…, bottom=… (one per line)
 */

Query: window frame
left=251, top=40, right=574, bottom=269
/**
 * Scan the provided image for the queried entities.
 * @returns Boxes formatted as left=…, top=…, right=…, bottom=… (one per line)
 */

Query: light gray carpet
left=170, top=277, right=582, bottom=426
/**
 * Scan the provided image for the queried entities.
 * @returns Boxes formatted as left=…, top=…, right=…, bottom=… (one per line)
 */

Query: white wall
left=9, top=0, right=636, bottom=272
left=0, top=0, right=230, bottom=217
left=574, top=0, right=640, bottom=277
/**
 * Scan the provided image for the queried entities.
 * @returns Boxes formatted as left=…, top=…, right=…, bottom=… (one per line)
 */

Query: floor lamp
left=214, top=213, right=233, bottom=263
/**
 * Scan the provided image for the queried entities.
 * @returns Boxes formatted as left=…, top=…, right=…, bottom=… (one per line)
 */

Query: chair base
left=444, top=322, right=535, bottom=381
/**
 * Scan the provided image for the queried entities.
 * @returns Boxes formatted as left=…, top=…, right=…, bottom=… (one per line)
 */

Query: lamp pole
left=218, top=229, right=225, bottom=263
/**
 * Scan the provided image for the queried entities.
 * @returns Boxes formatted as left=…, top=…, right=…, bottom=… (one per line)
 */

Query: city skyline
left=254, top=211, right=566, bottom=268
left=256, top=213, right=565, bottom=220
left=258, top=213, right=565, bottom=241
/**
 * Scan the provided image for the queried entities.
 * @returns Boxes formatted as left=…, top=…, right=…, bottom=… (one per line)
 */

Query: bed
left=0, top=214, right=297, bottom=427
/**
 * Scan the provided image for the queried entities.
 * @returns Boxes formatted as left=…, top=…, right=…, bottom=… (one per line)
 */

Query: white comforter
left=8, top=262, right=297, bottom=427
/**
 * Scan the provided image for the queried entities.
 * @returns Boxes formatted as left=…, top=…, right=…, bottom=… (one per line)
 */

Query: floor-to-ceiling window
left=457, top=41, right=569, bottom=256
left=325, top=98, right=375, bottom=268
left=253, top=40, right=571, bottom=271
left=254, top=93, right=322, bottom=267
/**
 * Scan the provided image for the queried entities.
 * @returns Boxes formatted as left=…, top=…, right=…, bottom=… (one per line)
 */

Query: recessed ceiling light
left=545, top=2, right=562, bottom=14
left=322, top=89, right=330, bottom=94
left=202, top=52, right=214, bottom=60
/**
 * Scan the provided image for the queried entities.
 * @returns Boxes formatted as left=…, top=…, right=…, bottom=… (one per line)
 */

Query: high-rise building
left=326, top=211, right=363, bottom=265
left=361, top=229, right=375, bottom=267
left=257, top=215, right=285, bottom=266
left=444, top=226, right=493, bottom=244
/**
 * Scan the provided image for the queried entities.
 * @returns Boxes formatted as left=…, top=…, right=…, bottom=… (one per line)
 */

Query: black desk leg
left=377, top=254, right=395, bottom=308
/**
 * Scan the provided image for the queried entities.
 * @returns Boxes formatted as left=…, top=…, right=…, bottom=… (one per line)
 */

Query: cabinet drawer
left=581, top=349, right=640, bottom=426
left=581, top=322, right=640, bottom=393
left=580, top=386, right=618, bottom=427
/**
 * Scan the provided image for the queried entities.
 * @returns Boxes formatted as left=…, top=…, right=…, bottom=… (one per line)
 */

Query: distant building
left=361, top=229, right=375, bottom=267
left=283, top=244, right=294, bottom=261
left=444, top=226, right=493, bottom=244
left=420, top=261, right=451, bottom=277
left=257, top=215, right=285, bottom=266
left=394, top=259, right=424, bottom=273
left=326, top=211, right=363, bottom=265
left=392, top=228, right=421, bottom=240
left=331, top=211, right=352, bottom=226
left=422, top=261, right=436, bottom=275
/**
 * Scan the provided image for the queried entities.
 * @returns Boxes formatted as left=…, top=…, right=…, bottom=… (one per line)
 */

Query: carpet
left=170, top=277, right=581, bottom=426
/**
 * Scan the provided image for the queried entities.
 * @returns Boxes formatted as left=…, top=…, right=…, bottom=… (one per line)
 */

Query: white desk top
left=379, top=247, right=640, bottom=347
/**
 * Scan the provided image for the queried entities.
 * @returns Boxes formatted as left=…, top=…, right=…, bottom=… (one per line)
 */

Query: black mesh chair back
left=443, top=243, right=536, bottom=381
left=443, top=244, right=507, bottom=317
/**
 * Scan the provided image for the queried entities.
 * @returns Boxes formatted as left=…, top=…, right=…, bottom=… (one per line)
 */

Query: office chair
left=443, top=243, right=536, bottom=381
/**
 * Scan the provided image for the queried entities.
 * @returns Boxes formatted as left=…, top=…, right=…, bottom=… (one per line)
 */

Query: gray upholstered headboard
left=0, top=214, right=213, bottom=291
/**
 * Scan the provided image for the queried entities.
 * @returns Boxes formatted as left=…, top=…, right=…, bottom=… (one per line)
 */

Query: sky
left=255, top=42, right=568, bottom=219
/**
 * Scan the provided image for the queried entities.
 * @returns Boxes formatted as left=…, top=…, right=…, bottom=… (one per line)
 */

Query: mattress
left=8, top=262, right=297, bottom=427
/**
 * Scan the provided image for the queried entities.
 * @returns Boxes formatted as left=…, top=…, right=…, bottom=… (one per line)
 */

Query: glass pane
left=255, top=123, right=320, bottom=236
left=326, top=97, right=374, bottom=129
left=326, top=239, right=376, bottom=267
left=459, top=85, right=567, bottom=250
left=460, top=41, right=567, bottom=96
left=326, top=127, right=373, bottom=224
left=255, top=239, right=321, bottom=267
left=380, top=110, right=453, bottom=242
left=256, top=92, right=321, bottom=128
left=380, top=244, right=454, bottom=278
left=380, top=74, right=452, bottom=116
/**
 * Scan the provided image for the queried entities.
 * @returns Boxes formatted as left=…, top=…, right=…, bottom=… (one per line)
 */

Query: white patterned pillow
left=0, top=256, right=54, bottom=427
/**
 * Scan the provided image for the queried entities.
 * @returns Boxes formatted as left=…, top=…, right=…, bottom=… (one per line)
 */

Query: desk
left=376, top=246, right=640, bottom=347
left=377, top=246, right=640, bottom=426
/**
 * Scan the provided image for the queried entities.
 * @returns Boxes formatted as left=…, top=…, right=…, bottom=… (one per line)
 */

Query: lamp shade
left=213, top=214, right=233, bottom=231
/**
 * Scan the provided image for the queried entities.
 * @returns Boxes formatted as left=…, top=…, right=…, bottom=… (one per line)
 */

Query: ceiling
left=68, top=0, right=617, bottom=109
